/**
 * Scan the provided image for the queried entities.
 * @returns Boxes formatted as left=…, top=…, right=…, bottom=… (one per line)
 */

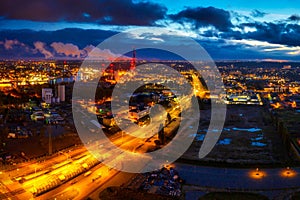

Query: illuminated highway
left=0, top=94, right=193, bottom=199
left=0, top=118, right=180, bottom=199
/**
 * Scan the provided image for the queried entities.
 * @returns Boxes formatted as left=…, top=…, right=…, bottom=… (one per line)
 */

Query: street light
left=249, top=168, right=266, bottom=179
left=280, top=167, right=296, bottom=178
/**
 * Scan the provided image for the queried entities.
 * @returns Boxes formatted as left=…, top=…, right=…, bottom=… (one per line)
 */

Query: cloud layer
left=51, top=42, right=81, bottom=58
left=0, top=1, right=300, bottom=60
left=0, top=37, right=127, bottom=60
left=170, top=7, right=233, bottom=31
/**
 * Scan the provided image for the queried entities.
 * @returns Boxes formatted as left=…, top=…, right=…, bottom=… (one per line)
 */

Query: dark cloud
left=211, top=11, right=300, bottom=49
left=288, top=14, right=300, bottom=21
left=0, top=0, right=167, bottom=26
left=204, top=20, right=300, bottom=48
left=250, top=9, right=267, bottom=18
left=236, top=22, right=300, bottom=47
left=169, top=6, right=233, bottom=31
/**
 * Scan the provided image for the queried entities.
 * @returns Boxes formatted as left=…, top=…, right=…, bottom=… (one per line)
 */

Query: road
left=36, top=163, right=120, bottom=200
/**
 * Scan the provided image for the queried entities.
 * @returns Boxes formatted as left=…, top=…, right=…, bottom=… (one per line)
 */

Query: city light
left=249, top=168, right=266, bottom=179
left=0, top=1, right=300, bottom=199
left=280, top=167, right=297, bottom=178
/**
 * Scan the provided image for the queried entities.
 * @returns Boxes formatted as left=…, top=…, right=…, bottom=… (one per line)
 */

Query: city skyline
left=0, top=0, right=300, bottom=60
left=2, top=1, right=300, bottom=199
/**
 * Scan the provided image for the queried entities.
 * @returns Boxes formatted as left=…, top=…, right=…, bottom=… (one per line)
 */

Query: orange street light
left=249, top=168, right=266, bottom=179
left=280, top=167, right=297, bottom=178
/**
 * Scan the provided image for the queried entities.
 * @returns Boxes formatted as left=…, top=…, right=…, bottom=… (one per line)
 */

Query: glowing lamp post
left=249, top=168, right=266, bottom=179
left=281, top=167, right=297, bottom=178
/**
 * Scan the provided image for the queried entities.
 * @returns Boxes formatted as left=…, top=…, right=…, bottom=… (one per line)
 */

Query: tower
left=58, top=85, right=65, bottom=102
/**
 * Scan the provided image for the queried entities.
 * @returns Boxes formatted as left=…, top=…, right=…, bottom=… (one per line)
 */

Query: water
left=251, top=141, right=267, bottom=147
left=218, top=138, right=231, bottom=145
left=199, top=127, right=262, bottom=133
left=251, top=136, right=263, bottom=141
left=232, top=127, right=262, bottom=132
left=189, top=133, right=205, bottom=141
left=195, top=127, right=265, bottom=146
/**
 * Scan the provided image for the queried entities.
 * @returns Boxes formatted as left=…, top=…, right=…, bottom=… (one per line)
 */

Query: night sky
left=0, top=0, right=300, bottom=61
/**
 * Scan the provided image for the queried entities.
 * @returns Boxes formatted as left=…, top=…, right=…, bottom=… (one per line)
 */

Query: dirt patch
left=182, top=105, right=286, bottom=165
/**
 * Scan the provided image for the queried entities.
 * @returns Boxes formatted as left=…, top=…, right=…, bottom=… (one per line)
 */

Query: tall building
left=42, top=88, right=53, bottom=104
left=58, top=85, right=65, bottom=102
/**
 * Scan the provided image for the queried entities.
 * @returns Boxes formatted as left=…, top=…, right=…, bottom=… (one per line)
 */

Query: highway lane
left=0, top=146, right=89, bottom=199
left=35, top=162, right=117, bottom=200
left=4, top=146, right=87, bottom=179
left=21, top=154, right=99, bottom=195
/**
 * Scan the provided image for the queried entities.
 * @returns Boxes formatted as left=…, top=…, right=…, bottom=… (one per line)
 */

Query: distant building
left=283, top=65, right=291, bottom=69
left=225, top=93, right=263, bottom=105
left=42, top=88, right=53, bottom=104
left=76, top=71, right=83, bottom=82
left=58, top=85, right=65, bottom=102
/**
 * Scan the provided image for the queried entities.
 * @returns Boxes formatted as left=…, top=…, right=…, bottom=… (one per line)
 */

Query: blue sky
left=0, top=0, right=300, bottom=61
left=151, top=0, right=300, bottom=14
